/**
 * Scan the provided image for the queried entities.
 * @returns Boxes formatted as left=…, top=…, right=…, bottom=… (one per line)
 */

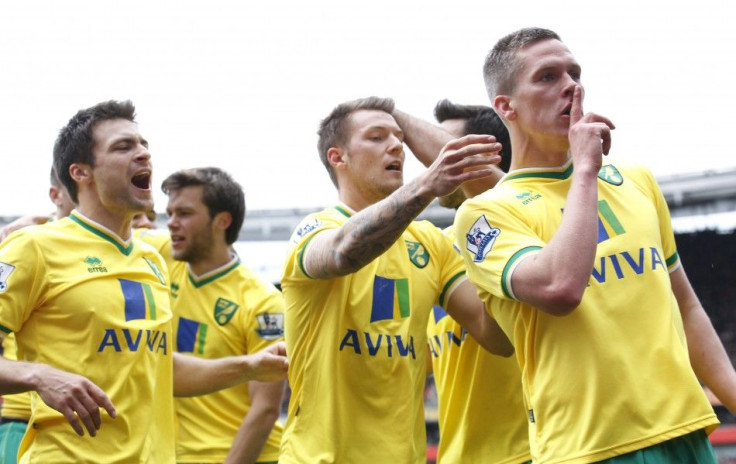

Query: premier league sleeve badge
left=465, top=215, right=500, bottom=263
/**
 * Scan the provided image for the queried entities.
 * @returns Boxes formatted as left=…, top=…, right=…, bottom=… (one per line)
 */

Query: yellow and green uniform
left=428, top=226, right=530, bottom=464
left=134, top=227, right=172, bottom=258
left=454, top=162, right=718, bottom=464
left=0, top=211, right=174, bottom=464
left=170, top=253, right=285, bottom=463
left=0, top=333, right=31, bottom=464
left=280, top=203, right=466, bottom=464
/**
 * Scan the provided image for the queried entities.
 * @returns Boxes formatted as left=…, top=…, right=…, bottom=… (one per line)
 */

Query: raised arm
left=392, top=109, right=504, bottom=199
left=173, top=342, right=288, bottom=397
left=511, top=86, right=615, bottom=315
left=671, top=266, right=736, bottom=414
left=304, top=135, right=501, bottom=279
left=443, top=280, right=514, bottom=356
left=0, top=215, right=49, bottom=242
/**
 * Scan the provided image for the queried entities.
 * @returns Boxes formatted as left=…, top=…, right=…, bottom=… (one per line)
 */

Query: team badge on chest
left=405, top=240, right=429, bottom=268
left=214, top=297, right=239, bottom=326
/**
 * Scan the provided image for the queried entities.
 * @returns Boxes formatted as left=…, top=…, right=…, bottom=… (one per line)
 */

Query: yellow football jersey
left=455, top=162, right=718, bottom=463
left=1, top=333, right=32, bottom=421
left=171, top=255, right=285, bottom=463
left=428, top=229, right=530, bottom=464
left=0, top=211, right=174, bottom=464
left=280, top=203, right=467, bottom=464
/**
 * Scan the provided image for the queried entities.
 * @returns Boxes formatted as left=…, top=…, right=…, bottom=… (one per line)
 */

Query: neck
left=188, top=243, right=234, bottom=276
left=508, top=130, right=570, bottom=171
left=338, top=190, right=379, bottom=213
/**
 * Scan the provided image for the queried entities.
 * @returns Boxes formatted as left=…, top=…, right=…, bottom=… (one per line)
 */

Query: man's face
left=166, top=185, right=216, bottom=264
left=505, top=39, right=582, bottom=144
left=131, top=210, right=156, bottom=229
left=88, top=119, right=153, bottom=215
left=338, top=110, right=405, bottom=204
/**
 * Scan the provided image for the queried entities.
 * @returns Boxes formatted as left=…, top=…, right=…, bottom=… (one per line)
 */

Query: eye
left=540, top=72, right=556, bottom=82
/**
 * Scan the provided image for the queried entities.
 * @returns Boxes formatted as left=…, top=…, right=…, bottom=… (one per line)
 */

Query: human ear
left=69, top=164, right=92, bottom=184
left=494, top=95, right=516, bottom=121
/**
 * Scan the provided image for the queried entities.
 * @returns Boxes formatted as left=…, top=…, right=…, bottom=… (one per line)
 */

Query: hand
left=0, top=215, right=49, bottom=243
left=568, top=86, right=615, bottom=173
left=419, top=134, right=502, bottom=198
left=246, top=342, right=288, bottom=382
left=35, top=365, right=116, bottom=437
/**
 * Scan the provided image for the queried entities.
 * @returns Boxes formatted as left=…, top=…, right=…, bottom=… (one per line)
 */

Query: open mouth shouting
left=131, top=170, right=152, bottom=191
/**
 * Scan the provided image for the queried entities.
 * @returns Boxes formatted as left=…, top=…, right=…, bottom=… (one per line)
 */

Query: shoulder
left=288, top=206, right=345, bottom=247
left=237, top=263, right=281, bottom=295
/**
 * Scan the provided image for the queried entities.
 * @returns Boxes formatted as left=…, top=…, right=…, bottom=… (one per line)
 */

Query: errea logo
left=516, top=191, right=542, bottom=205
left=85, top=256, right=108, bottom=273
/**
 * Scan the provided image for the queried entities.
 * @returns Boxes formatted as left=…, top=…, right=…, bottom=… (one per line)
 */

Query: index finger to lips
left=570, top=85, right=583, bottom=125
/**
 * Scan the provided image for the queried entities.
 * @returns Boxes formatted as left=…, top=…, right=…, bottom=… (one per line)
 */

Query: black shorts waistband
left=0, top=417, right=29, bottom=425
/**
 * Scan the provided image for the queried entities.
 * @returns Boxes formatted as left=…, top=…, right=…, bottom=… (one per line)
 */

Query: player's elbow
left=535, top=284, right=584, bottom=316
left=253, top=401, right=282, bottom=426
left=488, top=340, right=515, bottom=357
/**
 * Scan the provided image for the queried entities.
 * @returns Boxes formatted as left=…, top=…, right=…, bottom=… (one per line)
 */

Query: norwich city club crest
left=598, top=165, right=623, bottom=186
left=214, top=297, right=239, bottom=326
left=405, top=240, right=429, bottom=268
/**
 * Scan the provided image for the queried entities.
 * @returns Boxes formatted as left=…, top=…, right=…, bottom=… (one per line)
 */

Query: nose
left=166, top=214, right=178, bottom=230
left=136, top=143, right=151, bottom=162
left=561, top=75, right=579, bottom=99
left=387, top=134, right=403, bottom=155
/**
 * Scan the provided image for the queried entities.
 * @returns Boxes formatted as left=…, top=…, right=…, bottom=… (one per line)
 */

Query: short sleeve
left=0, top=231, right=45, bottom=333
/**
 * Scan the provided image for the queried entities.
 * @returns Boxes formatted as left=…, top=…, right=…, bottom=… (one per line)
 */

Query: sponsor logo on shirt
left=370, top=276, right=410, bottom=322
left=427, top=306, right=468, bottom=358
left=98, top=328, right=169, bottom=354
left=339, top=330, right=416, bottom=359
left=96, top=278, right=169, bottom=354
left=214, top=297, right=239, bottom=326
left=177, top=317, right=208, bottom=354
left=516, top=191, right=542, bottom=205
left=256, top=313, right=284, bottom=340
left=85, top=256, right=108, bottom=273
left=591, top=247, right=667, bottom=284
left=465, top=215, right=500, bottom=262
left=596, top=200, right=626, bottom=243
left=0, top=262, right=15, bottom=292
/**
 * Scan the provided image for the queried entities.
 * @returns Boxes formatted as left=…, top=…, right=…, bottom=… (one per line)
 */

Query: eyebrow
left=364, top=125, right=404, bottom=138
left=109, top=134, right=148, bottom=148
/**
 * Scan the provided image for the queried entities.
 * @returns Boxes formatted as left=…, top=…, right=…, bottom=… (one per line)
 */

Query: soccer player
left=131, top=208, right=157, bottom=230
left=455, top=27, right=736, bottom=462
left=419, top=99, right=530, bottom=464
left=0, top=100, right=288, bottom=463
left=0, top=168, right=73, bottom=464
left=162, top=167, right=285, bottom=464
left=279, top=97, right=513, bottom=463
